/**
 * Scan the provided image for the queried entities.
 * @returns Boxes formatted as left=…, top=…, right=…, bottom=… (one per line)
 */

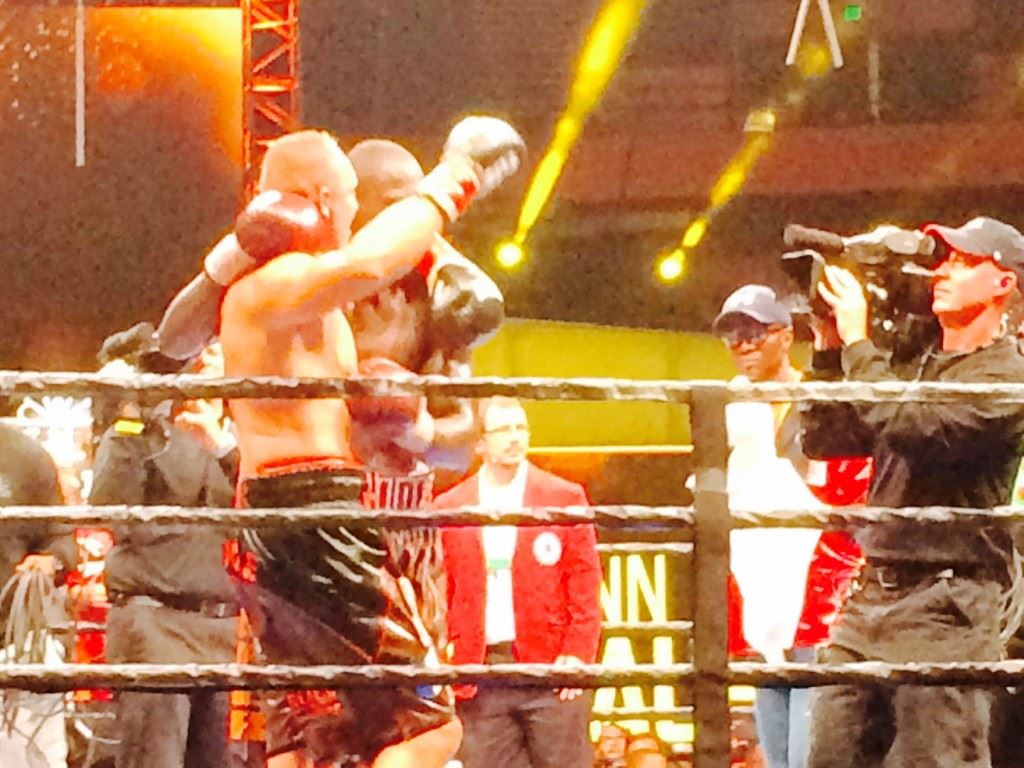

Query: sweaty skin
left=346, top=141, right=493, bottom=474
left=222, top=194, right=446, bottom=479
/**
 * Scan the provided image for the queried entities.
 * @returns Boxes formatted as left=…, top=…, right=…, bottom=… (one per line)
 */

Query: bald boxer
left=233, top=137, right=506, bottom=768
left=157, top=137, right=503, bottom=476
left=345, top=139, right=503, bottom=480
left=223, top=121, right=523, bottom=768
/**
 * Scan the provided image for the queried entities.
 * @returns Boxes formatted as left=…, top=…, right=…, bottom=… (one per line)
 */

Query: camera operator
left=800, top=217, right=1024, bottom=768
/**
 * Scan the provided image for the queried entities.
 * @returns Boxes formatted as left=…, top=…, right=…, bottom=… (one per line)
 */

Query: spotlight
left=796, top=43, right=832, bottom=79
left=495, top=240, right=526, bottom=270
left=742, top=108, right=777, bottom=136
left=656, top=250, right=686, bottom=284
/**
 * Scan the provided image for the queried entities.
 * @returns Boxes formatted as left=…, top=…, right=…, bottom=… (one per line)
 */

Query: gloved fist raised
left=234, top=190, right=339, bottom=266
left=443, top=116, right=526, bottom=197
left=417, top=116, right=525, bottom=222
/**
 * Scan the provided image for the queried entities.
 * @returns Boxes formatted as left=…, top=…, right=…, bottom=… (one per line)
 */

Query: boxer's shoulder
left=228, top=251, right=321, bottom=302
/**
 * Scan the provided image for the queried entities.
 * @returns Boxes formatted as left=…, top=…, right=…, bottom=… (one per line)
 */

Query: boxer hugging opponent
left=204, top=119, right=522, bottom=768
left=157, top=138, right=504, bottom=481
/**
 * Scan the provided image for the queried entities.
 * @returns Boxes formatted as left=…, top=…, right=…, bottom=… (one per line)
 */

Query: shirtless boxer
left=344, top=139, right=503, bottom=479
left=221, top=120, right=523, bottom=768
left=157, top=136, right=502, bottom=475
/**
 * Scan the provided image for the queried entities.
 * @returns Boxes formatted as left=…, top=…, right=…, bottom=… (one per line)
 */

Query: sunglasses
left=719, top=323, right=781, bottom=348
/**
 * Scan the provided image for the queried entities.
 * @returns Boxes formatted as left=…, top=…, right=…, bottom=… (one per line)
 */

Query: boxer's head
left=348, top=139, right=424, bottom=232
left=258, top=130, right=358, bottom=247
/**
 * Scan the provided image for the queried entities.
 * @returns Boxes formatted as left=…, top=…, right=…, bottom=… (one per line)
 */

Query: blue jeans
left=755, top=647, right=816, bottom=768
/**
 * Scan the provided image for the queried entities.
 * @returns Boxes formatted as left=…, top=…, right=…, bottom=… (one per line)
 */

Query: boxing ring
left=0, top=371, right=1022, bottom=767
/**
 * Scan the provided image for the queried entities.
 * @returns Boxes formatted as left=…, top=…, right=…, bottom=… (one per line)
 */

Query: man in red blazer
left=436, top=396, right=602, bottom=768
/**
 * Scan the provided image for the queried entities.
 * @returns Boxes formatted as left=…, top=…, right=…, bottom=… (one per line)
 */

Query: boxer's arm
left=237, top=115, right=523, bottom=312
left=426, top=353, right=478, bottom=450
left=155, top=271, right=226, bottom=360
left=245, top=196, right=446, bottom=312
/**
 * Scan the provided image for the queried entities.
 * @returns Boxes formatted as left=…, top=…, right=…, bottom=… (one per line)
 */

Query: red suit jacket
left=436, top=463, right=603, bottom=675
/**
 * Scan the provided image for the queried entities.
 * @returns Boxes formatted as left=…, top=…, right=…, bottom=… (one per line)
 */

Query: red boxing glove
left=348, top=357, right=422, bottom=423
left=234, top=190, right=339, bottom=264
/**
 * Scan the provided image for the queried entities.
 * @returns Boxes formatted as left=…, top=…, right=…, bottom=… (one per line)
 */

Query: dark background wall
left=3, top=0, right=1024, bottom=369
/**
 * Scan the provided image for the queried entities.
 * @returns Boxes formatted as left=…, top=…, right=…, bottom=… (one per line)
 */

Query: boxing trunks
left=237, top=458, right=452, bottom=765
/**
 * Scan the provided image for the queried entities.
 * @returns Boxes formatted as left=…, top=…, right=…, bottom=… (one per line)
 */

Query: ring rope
left=0, top=504, right=691, bottom=529
left=729, top=505, right=1024, bottom=528
left=597, top=542, right=693, bottom=555
left=2, top=503, right=1023, bottom=530
left=6, top=371, right=1024, bottom=405
left=0, top=662, right=692, bottom=693
left=2, top=660, right=1024, bottom=693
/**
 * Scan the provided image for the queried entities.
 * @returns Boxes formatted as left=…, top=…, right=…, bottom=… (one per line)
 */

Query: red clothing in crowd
left=437, top=462, right=602, bottom=695
left=729, top=457, right=870, bottom=656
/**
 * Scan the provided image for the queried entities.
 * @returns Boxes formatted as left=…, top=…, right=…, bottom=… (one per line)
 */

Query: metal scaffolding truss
left=241, top=0, right=300, bottom=196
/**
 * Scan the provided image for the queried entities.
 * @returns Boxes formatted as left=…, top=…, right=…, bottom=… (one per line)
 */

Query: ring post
left=690, top=385, right=731, bottom=768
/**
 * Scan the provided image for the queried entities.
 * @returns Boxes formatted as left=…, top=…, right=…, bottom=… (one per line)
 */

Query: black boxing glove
left=417, top=116, right=526, bottom=222
left=229, top=190, right=338, bottom=273
left=427, top=236, right=504, bottom=354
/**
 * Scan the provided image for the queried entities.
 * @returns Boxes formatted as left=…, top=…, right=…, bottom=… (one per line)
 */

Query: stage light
left=743, top=107, right=777, bottom=136
left=95, top=8, right=243, bottom=165
left=656, top=250, right=686, bottom=284
left=508, top=0, right=648, bottom=246
left=495, top=240, right=526, bottom=270
left=681, top=217, right=709, bottom=249
left=796, top=42, right=832, bottom=79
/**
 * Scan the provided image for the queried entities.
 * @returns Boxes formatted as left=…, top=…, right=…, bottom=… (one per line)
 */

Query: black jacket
left=802, top=336, right=1024, bottom=564
left=91, top=420, right=237, bottom=602
left=0, top=422, right=72, bottom=581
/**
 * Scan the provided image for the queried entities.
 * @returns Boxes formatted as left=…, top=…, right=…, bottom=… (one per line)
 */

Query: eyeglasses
left=719, top=323, right=778, bottom=349
left=483, top=423, right=529, bottom=436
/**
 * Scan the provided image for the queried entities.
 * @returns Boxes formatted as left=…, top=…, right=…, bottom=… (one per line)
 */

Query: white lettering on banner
left=591, top=555, right=688, bottom=743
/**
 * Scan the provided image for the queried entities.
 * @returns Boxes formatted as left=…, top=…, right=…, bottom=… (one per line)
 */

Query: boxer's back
left=221, top=253, right=359, bottom=478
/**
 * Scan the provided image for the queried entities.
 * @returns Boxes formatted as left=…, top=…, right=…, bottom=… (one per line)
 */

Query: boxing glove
left=427, top=236, right=505, bottom=354
left=417, top=116, right=525, bottom=222
left=202, top=234, right=256, bottom=287
left=348, top=357, right=423, bottom=424
left=229, top=190, right=339, bottom=274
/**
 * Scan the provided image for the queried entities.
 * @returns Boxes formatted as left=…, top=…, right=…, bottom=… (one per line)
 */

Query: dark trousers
left=457, top=688, right=593, bottom=768
left=806, top=574, right=1003, bottom=768
left=105, top=601, right=237, bottom=768
left=456, top=646, right=593, bottom=768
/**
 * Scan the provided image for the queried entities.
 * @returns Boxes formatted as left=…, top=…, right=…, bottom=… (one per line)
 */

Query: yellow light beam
left=708, top=133, right=772, bottom=209
left=512, top=0, right=649, bottom=242
left=681, top=217, right=709, bottom=249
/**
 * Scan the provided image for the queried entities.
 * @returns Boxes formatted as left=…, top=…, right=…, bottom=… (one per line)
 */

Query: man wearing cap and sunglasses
left=714, top=286, right=867, bottom=768
left=799, top=217, right=1024, bottom=768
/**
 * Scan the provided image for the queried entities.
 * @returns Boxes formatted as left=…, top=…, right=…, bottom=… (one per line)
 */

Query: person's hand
left=553, top=654, right=585, bottom=701
left=816, top=265, right=869, bottom=346
left=16, top=554, right=57, bottom=577
left=175, top=399, right=234, bottom=453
